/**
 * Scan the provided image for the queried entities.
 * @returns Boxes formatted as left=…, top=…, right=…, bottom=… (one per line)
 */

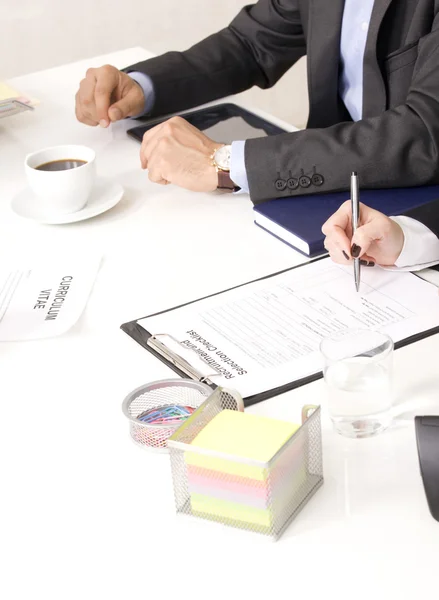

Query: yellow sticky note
left=0, top=82, right=21, bottom=101
left=0, top=81, right=38, bottom=106
left=185, top=410, right=299, bottom=480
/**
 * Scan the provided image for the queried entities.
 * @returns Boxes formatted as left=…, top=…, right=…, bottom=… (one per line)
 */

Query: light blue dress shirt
left=128, top=71, right=156, bottom=117
left=129, top=0, right=375, bottom=192
left=339, top=0, right=375, bottom=122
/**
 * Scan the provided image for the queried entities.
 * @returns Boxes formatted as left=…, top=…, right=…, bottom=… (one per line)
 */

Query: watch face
left=214, top=145, right=232, bottom=170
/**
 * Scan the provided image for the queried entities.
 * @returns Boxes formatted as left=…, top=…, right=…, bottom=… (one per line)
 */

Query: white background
left=0, top=0, right=309, bottom=127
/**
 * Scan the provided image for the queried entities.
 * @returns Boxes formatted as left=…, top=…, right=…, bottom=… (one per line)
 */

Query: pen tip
left=352, top=171, right=357, bottom=176
left=356, top=281, right=360, bottom=293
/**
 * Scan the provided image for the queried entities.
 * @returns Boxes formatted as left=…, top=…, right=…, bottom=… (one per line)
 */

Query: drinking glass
left=320, top=329, right=394, bottom=438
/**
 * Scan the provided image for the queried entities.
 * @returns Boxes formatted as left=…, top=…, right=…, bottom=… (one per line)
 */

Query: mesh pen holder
left=122, top=379, right=217, bottom=452
left=168, top=394, right=323, bottom=540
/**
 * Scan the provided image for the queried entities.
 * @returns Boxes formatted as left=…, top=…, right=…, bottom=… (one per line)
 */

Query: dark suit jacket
left=126, top=0, right=439, bottom=207
left=406, top=199, right=439, bottom=240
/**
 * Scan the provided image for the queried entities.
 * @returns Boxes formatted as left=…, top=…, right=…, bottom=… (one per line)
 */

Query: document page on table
left=138, top=258, right=439, bottom=398
left=0, top=255, right=101, bottom=341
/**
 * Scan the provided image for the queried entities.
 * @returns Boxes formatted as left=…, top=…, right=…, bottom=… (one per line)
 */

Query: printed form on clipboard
left=128, top=258, right=439, bottom=404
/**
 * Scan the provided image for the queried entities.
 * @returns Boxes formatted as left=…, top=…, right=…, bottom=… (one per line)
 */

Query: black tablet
left=126, top=102, right=287, bottom=143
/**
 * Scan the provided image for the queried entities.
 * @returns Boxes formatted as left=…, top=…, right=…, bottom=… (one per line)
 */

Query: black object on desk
left=126, top=102, right=287, bottom=144
left=415, top=416, right=439, bottom=522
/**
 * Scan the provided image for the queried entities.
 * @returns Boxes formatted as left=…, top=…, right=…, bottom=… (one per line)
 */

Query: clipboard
left=120, top=257, right=439, bottom=407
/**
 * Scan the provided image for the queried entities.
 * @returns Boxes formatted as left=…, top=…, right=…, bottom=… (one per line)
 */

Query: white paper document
left=138, top=259, right=439, bottom=398
left=0, top=255, right=101, bottom=341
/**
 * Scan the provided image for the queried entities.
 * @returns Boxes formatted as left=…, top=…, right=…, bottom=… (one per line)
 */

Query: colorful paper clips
left=137, top=404, right=196, bottom=426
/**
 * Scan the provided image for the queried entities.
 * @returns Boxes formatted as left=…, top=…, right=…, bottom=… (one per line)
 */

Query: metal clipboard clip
left=147, top=333, right=221, bottom=385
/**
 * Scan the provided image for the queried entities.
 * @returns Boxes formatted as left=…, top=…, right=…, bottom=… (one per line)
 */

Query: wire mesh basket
left=122, top=379, right=216, bottom=452
left=167, top=391, right=323, bottom=540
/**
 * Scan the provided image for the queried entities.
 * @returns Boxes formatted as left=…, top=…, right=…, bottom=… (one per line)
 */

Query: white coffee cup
left=25, top=144, right=96, bottom=215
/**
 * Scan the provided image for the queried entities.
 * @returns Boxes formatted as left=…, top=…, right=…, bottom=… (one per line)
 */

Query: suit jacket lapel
left=307, top=0, right=345, bottom=127
left=362, top=0, right=394, bottom=117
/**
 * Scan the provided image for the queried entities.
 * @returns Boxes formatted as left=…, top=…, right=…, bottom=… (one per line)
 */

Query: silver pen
left=350, top=171, right=361, bottom=292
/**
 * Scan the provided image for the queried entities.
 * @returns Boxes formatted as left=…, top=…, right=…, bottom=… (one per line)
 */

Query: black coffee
left=35, top=159, right=87, bottom=171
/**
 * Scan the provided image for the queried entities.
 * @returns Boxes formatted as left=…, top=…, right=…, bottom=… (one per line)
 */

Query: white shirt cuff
left=385, top=216, right=439, bottom=271
left=230, top=140, right=249, bottom=194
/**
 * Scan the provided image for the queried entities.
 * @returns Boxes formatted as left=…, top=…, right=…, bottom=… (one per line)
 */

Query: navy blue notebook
left=254, top=186, right=439, bottom=257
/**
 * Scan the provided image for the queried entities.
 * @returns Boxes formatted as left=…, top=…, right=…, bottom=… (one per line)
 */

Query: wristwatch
left=211, top=145, right=240, bottom=191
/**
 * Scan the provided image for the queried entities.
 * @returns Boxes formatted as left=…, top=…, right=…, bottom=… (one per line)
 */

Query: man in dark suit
left=75, top=0, right=439, bottom=205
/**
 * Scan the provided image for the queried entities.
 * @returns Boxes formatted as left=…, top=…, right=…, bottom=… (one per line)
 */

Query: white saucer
left=11, top=177, right=124, bottom=224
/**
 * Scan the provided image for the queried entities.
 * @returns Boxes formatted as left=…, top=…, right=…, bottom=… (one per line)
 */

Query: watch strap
left=217, top=169, right=239, bottom=191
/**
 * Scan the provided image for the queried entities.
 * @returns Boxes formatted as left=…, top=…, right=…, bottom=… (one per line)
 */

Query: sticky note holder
left=167, top=392, right=323, bottom=540
left=0, top=99, right=33, bottom=119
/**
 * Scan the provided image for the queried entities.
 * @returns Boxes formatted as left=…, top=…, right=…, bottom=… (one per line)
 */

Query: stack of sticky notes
left=0, top=81, right=38, bottom=106
left=0, top=81, right=38, bottom=120
left=185, top=410, right=306, bottom=533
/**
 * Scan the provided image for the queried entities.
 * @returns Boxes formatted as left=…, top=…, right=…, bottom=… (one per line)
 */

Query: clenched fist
left=75, top=65, right=145, bottom=127
left=140, top=116, right=220, bottom=191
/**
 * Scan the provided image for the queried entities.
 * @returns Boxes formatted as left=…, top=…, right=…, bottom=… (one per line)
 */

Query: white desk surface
left=1, top=48, right=439, bottom=600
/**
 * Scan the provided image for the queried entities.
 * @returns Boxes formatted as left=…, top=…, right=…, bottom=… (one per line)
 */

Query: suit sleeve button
left=299, top=175, right=311, bottom=188
left=311, top=173, right=324, bottom=186
left=287, top=177, right=299, bottom=190
left=275, top=179, right=287, bottom=191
